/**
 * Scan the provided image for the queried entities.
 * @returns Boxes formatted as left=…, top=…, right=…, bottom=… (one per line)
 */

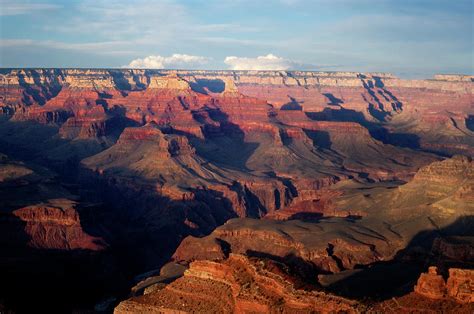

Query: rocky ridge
left=114, top=254, right=361, bottom=314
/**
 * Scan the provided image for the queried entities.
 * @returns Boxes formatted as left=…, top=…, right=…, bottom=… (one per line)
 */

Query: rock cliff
left=414, top=266, right=474, bottom=304
left=114, top=254, right=361, bottom=313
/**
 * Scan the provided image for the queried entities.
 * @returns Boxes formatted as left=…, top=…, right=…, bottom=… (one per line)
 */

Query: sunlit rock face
left=414, top=266, right=474, bottom=304
left=114, top=254, right=361, bottom=314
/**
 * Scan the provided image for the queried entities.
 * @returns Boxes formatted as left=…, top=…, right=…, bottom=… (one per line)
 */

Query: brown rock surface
left=414, top=266, right=447, bottom=299
left=11, top=199, right=105, bottom=250
left=172, top=217, right=402, bottom=274
left=371, top=292, right=474, bottom=313
left=370, top=267, right=474, bottom=313
left=114, top=254, right=360, bottom=313
left=414, top=266, right=474, bottom=304
left=446, top=268, right=474, bottom=303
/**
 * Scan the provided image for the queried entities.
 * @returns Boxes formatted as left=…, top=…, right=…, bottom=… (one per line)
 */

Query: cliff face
left=2, top=69, right=472, bottom=157
left=414, top=266, right=474, bottom=304
left=2, top=69, right=471, bottom=93
left=0, top=154, right=106, bottom=251
left=114, top=254, right=361, bottom=313
left=11, top=199, right=105, bottom=250
left=172, top=155, right=474, bottom=274
left=172, top=216, right=406, bottom=275
left=371, top=266, right=474, bottom=313
left=2, top=69, right=472, bottom=155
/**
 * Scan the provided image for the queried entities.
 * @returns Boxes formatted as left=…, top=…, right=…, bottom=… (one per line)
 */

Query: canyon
left=0, top=69, right=472, bottom=313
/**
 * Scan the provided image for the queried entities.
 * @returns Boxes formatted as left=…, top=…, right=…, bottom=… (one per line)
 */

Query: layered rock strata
left=114, top=254, right=361, bottom=313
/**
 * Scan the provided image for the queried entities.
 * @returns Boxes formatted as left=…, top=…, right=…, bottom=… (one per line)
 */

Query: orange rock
left=414, top=266, right=447, bottom=299
left=11, top=199, right=106, bottom=251
left=446, top=268, right=474, bottom=303
left=114, top=254, right=360, bottom=313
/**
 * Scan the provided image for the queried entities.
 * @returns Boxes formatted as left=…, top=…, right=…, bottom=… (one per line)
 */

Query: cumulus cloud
left=224, top=54, right=312, bottom=70
left=126, top=54, right=210, bottom=69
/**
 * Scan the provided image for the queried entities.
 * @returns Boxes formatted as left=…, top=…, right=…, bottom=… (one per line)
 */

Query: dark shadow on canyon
left=189, top=79, right=226, bottom=94
left=325, top=215, right=474, bottom=301
left=17, top=69, right=63, bottom=106
left=305, top=107, right=422, bottom=150
left=323, top=93, right=343, bottom=106
left=0, top=118, right=249, bottom=312
left=303, top=129, right=332, bottom=149
left=246, top=250, right=323, bottom=288
left=466, top=115, right=474, bottom=132
left=0, top=157, right=241, bottom=313
left=188, top=106, right=260, bottom=171
left=0, top=210, right=124, bottom=313
left=281, top=96, right=303, bottom=110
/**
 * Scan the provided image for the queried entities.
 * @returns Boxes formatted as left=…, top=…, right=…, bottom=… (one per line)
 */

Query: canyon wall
left=0, top=68, right=472, bottom=312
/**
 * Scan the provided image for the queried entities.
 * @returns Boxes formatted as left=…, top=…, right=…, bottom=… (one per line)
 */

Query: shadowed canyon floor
left=0, top=69, right=473, bottom=313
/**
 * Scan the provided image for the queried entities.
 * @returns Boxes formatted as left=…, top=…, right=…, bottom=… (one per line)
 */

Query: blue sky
left=0, top=0, right=472, bottom=78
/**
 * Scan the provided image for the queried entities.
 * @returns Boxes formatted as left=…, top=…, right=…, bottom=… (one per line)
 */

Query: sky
left=0, top=0, right=472, bottom=78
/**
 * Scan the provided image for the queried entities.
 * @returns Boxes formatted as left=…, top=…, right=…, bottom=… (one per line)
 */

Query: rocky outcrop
left=114, top=254, right=360, bottom=313
left=173, top=217, right=402, bottom=274
left=59, top=105, right=108, bottom=139
left=414, top=266, right=447, bottom=299
left=0, top=154, right=106, bottom=252
left=434, top=74, right=474, bottom=82
left=11, top=105, right=73, bottom=124
left=414, top=266, right=473, bottom=304
left=0, top=155, right=34, bottom=183
left=10, top=199, right=105, bottom=250
left=148, top=73, right=190, bottom=90
left=447, top=268, right=474, bottom=303
left=389, top=155, right=474, bottom=221
left=413, top=155, right=473, bottom=184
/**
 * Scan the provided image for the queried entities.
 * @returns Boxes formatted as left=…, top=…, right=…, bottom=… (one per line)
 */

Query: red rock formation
left=11, top=199, right=105, bottom=250
left=414, top=266, right=474, bottom=304
left=59, top=105, right=108, bottom=139
left=414, top=266, right=447, bottom=299
left=372, top=292, right=474, bottom=313
left=114, top=254, right=360, bottom=313
left=264, top=189, right=345, bottom=220
left=447, top=268, right=474, bottom=303
left=412, top=155, right=473, bottom=184
left=172, top=217, right=401, bottom=274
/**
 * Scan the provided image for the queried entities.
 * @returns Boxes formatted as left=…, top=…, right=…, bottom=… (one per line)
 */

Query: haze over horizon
left=0, top=0, right=473, bottom=78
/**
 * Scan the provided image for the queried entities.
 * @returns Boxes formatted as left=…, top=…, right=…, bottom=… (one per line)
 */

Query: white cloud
left=0, top=39, right=136, bottom=55
left=224, top=54, right=312, bottom=70
left=0, top=0, right=61, bottom=16
left=0, top=39, right=35, bottom=47
left=126, top=54, right=210, bottom=69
